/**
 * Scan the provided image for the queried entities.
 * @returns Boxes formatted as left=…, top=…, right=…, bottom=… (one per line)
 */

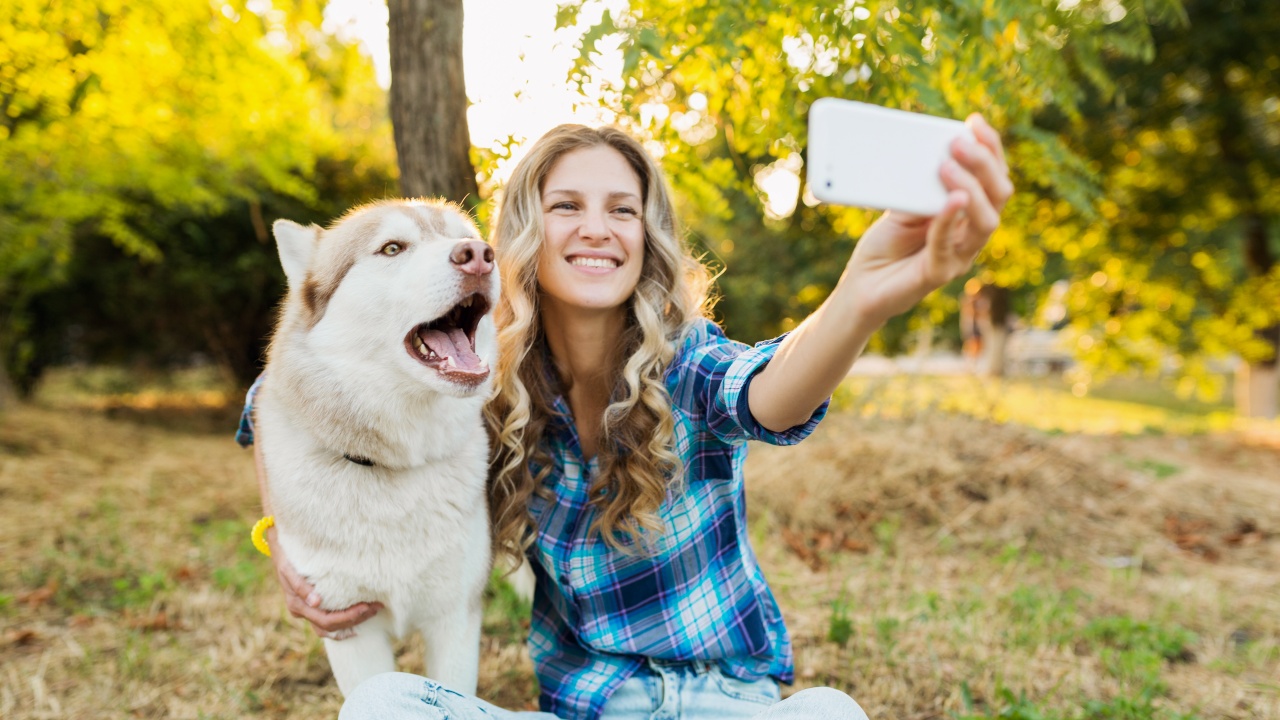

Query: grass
left=747, top=382, right=1279, bottom=718
left=831, top=374, right=1254, bottom=436
left=2, top=370, right=1278, bottom=718
left=826, top=595, right=855, bottom=646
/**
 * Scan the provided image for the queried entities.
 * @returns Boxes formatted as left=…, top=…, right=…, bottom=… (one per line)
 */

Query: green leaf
left=555, top=1, right=584, bottom=30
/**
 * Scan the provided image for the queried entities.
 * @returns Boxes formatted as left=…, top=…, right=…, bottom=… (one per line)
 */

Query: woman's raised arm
left=748, top=114, right=1014, bottom=432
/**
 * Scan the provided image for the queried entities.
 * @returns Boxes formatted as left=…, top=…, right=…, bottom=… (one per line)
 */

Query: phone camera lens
left=825, top=180, right=833, bottom=188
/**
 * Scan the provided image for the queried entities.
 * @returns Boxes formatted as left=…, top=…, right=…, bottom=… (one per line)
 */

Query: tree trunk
left=1239, top=213, right=1278, bottom=419
left=387, top=0, right=479, bottom=206
left=0, top=369, right=15, bottom=412
left=978, top=285, right=1011, bottom=378
left=914, top=321, right=934, bottom=358
left=1236, top=361, right=1278, bottom=419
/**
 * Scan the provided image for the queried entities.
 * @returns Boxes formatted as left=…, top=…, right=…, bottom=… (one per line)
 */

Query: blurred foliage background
left=0, top=0, right=396, bottom=393
left=1, top=0, right=1278, bottom=415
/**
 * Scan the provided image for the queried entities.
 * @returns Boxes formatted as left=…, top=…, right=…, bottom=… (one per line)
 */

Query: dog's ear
left=272, top=220, right=320, bottom=288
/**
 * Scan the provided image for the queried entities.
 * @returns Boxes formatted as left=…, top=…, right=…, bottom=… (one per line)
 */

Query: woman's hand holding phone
left=746, top=112, right=1012, bottom=432
left=841, top=113, right=1013, bottom=325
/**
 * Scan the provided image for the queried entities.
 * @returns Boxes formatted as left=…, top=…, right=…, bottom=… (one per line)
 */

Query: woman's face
left=537, top=144, right=646, bottom=317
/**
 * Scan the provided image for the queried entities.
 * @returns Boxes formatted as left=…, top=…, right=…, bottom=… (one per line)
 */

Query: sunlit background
left=2, top=0, right=1276, bottom=415
left=3, top=2, right=1280, bottom=719
left=326, top=0, right=619, bottom=161
left=321, top=0, right=804, bottom=212
left=1, top=0, right=1277, bottom=415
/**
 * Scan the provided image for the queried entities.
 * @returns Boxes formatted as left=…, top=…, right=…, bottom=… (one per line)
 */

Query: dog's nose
left=450, top=240, right=494, bottom=275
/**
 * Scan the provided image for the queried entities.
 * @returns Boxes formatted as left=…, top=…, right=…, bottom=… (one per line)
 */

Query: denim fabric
left=337, top=672, right=560, bottom=720
left=338, top=663, right=869, bottom=720
left=592, top=660, right=781, bottom=720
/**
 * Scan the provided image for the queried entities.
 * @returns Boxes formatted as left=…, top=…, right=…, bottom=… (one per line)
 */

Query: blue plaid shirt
left=236, top=319, right=827, bottom=720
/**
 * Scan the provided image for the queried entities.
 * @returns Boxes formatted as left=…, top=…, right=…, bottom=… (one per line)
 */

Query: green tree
left=1055, top=0, right=1280, bottom=416
left=0, top=0, right=396, bottom=394
left=557, top=0, right=1180, bottom=355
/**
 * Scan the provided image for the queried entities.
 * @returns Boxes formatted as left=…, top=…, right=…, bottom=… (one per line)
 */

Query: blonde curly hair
left=485, top=125, right=713, bottom=563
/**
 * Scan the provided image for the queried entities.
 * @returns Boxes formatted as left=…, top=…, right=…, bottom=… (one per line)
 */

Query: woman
left=243, top=119, right=1012, bottom=719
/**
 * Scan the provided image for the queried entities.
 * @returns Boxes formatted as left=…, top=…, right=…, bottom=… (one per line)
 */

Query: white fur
left=272, top=219, right=318, bottom=287
left=256, top=202, right=498, bottom=697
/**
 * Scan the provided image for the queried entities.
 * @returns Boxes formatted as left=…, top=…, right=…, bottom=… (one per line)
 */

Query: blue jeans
left=338, top=660, right=870, bottom=720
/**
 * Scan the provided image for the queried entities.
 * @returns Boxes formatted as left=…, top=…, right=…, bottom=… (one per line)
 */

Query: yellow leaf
left=1002, top=20, right=1020, bottom=47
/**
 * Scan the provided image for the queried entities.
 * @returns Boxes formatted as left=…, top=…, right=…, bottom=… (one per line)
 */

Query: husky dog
left=254, top=199, right=498, bottom=696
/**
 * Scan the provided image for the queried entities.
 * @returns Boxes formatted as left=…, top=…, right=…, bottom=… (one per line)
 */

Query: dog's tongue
left=420, top=327, right=484, bottom=371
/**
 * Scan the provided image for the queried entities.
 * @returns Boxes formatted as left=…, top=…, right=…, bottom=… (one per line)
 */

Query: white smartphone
left=807, top=98, right=973, bottom=216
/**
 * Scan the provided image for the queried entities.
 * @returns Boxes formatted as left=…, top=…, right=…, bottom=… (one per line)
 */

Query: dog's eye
left=379, top=242, right=404, bottom=256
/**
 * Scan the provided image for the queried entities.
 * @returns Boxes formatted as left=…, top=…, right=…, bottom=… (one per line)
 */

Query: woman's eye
left=614, top=206, right=638, bottom=216
left=380, top=242, right=403, bottom=256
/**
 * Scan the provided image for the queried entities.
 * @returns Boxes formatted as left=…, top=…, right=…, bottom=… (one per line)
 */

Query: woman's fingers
left=966, top=114, right=1009, bottom=176
left=269, top=531, right=382, bottom=638
left=951, top=136, right=1013, bottom=215
left=304, top=601, right=383, bottom=635
left=273, top=546, right=321, bottom=609
left=279, top=567, right=319, bottom=620
left=959, top=115, right=1014, bottom=213
left=279, top=560, right=383, bottom=634
left=923, top=190, right=974, bottom=282
left=940, top=160, right=1001, bottom=239
left=267, top=531, right=321, bottom=617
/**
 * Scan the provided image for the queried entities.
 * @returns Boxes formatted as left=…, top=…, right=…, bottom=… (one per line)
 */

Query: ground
left=0, top=372, right=1277, bottom=719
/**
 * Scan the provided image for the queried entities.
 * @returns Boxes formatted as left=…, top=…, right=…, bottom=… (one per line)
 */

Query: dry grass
left=1, top=387, right=1278, bottom=719
left=749, top=410, right=1280, bottom=718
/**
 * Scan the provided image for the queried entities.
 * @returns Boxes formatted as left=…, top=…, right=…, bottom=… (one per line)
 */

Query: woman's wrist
left=827, top=272, right=896, bottom=342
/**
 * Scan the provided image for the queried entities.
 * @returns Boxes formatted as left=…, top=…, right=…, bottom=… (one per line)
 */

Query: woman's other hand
left=267, top=526, right=382, bottom=640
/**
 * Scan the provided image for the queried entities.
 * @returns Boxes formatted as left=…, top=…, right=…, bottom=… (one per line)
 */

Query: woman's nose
left=578, top=209, right=611, bottom=241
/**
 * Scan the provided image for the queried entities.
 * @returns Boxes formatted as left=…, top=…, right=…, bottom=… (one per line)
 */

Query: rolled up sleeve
left=234, top=374, right=265, bottom=448
left=676, top=321, right=829, bottom=446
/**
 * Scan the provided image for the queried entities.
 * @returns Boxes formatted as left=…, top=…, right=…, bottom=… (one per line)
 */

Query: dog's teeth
left=461, top=297, right=472, bottom=308
left=445, top=355, right=457, bottom=368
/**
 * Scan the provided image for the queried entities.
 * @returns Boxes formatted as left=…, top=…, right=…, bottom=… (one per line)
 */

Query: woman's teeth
left=570, top=257, right=618, bottom=269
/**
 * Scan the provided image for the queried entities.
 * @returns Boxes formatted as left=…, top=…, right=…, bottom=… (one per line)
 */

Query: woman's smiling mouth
left=568, top=256, right=620, bottom=269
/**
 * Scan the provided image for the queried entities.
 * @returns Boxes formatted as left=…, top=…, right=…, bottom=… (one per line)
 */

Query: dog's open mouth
left=405, top=293, right=491, bottom=382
